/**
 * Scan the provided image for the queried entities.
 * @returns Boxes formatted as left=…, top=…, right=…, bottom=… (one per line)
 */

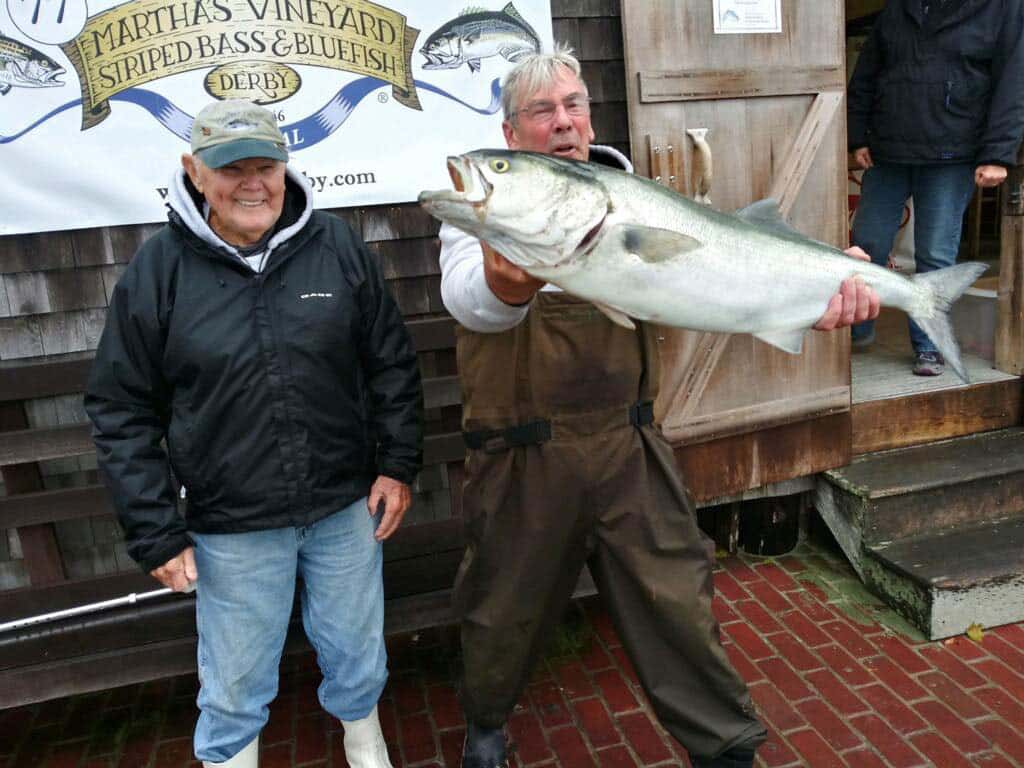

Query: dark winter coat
left=85, top=171, right=423, bottom=571
left=847, top=0, right=1024, bottom=166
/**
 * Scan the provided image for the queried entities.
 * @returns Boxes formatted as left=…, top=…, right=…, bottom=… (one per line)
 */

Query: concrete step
left=817, top=427, right=1024, bottom=552
left=863, top=517, right=1024, bottom=639
left=815, top=427, right=1024, bottom=639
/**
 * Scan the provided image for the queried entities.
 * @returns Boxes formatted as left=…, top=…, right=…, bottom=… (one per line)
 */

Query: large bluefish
left=420, top=3, right=540, bottom=74
left=419, top=149, right=987, bottom=383
left=0, top=31, right=64, bottom=94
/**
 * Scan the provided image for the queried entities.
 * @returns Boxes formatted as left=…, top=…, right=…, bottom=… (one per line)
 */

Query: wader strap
left=463, top=420, right=553, bottom=453
left=463, top=401, right=654, bottom=453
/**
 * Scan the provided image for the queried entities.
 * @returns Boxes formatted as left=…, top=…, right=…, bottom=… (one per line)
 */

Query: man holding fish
left=431, top=47, right=880, bottom=768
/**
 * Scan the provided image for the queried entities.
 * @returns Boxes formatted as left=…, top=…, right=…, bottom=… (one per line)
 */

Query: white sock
left=342, top=705, right=393, bottom=768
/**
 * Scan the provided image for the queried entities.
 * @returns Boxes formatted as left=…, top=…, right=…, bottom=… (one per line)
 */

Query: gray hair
left=501, top=43, right=587, bottom=122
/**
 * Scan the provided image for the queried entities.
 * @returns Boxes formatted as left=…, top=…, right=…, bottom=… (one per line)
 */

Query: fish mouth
left=18, top=63, right=65, bottom=86
left=439, top=155, right=492, bottom=205
left=419, top=51, right=453, bottom=69
left=417, top=155, right=492, bottom=221
left=38, top=66, right=65, bottom=86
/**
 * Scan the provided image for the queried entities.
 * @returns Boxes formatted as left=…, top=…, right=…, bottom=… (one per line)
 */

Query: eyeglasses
left=512, top=95, right=592, bottom=123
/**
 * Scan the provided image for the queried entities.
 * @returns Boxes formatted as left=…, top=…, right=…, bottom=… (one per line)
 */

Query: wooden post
left=996, top=147, right=1024, bottom=375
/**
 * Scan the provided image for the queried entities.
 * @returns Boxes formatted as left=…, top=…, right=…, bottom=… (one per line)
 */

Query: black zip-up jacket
left=85, top=169, right=423, bottom=571
left=847, top=0, right=1024, bottom=166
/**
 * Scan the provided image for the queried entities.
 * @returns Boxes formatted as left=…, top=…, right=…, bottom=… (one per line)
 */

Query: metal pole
left=0, top=582, right=195, bottom=634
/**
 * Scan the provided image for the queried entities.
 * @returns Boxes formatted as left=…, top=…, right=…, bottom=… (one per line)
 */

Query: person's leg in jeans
left=298, top=498, right=390, bottom=767
left=850, top=163, right=913, bottom=345
left=192, top=528, right=298, bottom=764
left=906, top=163, right=977, bottom=354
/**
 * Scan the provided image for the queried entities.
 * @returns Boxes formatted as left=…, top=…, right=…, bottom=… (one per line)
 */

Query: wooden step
left=816, top=428, right=1024, bottom=557
left=863, top=517, right=1024, bottom=639
left=850, top=349, right=1020, bottom=454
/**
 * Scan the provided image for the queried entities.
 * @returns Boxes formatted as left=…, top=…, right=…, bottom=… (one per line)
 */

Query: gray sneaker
left=912, top=351, right=945, bottom=376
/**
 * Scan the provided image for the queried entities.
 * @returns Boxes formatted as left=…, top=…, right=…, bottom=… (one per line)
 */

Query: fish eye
left=490, top=159, right=510, bottom=173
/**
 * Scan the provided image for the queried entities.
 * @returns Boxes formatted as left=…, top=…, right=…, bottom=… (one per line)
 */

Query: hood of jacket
left=167, top=164, right=314, bottom=266
left=589, top=144, right=634, bottom=173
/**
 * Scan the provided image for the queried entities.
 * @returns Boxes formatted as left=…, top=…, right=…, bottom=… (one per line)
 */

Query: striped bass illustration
left=420, top=3, right=540, bottom=74
left=0, top=31, right=64, bottom=94
left=419, top=149, right=987, bottom=383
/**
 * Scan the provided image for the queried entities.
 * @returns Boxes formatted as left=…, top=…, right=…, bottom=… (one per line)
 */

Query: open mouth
left=420, top=52, right=452, bottom=68
left=551, top=142, right=579, bottom=158
left=21, top=64, right=64, bottom=86
left=417, top=155, right=493, bottom=222
left=442, top=155, right=492, bottom=208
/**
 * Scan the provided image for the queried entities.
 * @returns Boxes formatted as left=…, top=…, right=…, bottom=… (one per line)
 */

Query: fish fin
left=503, top=2, right=529, bottom=24
left=594, top=302, right=636, bottom=330
left=753, top=328, right=806, bottom=354
left=735, top=198, right=808, bottom=239
left=909, top=261, right=989, bottom=383
left=607, top=223, right=702, bottom=263
left=501, top=2, right=540, bottom=41
left=468, top=58, right=481, bottom=73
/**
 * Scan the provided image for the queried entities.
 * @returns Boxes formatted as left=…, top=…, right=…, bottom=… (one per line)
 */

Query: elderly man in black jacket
left=847, top=0, right=1024, bottom=376
left=85, top=100, right=423, bottom=768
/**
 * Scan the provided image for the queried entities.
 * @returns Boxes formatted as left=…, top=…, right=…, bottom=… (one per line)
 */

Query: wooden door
left=620, top=0, right=851, bottom=500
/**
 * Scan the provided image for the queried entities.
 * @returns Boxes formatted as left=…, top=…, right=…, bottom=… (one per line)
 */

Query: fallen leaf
left=966, top=623, right=984, bottom=643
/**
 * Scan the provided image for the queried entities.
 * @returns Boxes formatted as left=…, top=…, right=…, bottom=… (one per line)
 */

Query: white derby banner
left=0, top=0, right=551, bottom=235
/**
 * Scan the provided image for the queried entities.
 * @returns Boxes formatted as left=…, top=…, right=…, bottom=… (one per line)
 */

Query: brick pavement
left=2, top=538, right=1023, bottom=768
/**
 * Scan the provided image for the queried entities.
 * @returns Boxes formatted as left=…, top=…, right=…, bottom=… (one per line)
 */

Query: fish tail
left=908, top=261, right=988, bottom=383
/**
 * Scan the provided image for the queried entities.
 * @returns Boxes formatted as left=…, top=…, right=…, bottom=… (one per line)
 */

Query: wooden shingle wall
left=0, top=0, right=628, bottom=596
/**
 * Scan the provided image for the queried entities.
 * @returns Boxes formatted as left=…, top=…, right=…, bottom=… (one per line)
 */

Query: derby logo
left=205, top=60, right=301, bottom=104
left=59, top=0, right=422, bottom=129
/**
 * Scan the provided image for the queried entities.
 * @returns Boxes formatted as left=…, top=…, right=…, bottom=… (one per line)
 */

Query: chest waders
left=452, top=292, right=766, bottom=759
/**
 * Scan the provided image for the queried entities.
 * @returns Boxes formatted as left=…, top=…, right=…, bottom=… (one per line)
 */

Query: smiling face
left=182, top=155, right=286, bottom=246
left=502, top=65, right=595, bottom=162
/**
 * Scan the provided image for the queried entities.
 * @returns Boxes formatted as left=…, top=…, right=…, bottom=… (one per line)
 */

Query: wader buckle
left=463, top=420, right=552, bottom=454
left=629, top=400, right=655, bottom=427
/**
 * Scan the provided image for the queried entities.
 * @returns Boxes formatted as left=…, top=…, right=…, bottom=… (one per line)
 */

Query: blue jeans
left=851, top=162, right=976, bottom=353
left=191, top=498, right=386, bottom=763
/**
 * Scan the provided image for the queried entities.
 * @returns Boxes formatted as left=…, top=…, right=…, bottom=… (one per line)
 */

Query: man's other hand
left=976, top=164, right=1008, bottom=188
left=853, top=147, right=873, bottom=169
left=368, top=475, right=411, bottom=541
left=813, top=246, right=881, bottom=331
left=483, top=242, right=545, bottom=305
left=151, top=547, right=197, bottom=591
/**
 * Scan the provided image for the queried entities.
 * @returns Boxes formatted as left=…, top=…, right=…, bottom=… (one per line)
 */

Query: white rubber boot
left=341, top=705, right=393, bottom=768
left=202, top=735, right=258, bottom=767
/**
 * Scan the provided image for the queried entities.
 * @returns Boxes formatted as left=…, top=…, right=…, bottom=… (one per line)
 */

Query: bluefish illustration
left=420, top=3, right=540, bottom=74
left=0, top=31, right=64, bottom=94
